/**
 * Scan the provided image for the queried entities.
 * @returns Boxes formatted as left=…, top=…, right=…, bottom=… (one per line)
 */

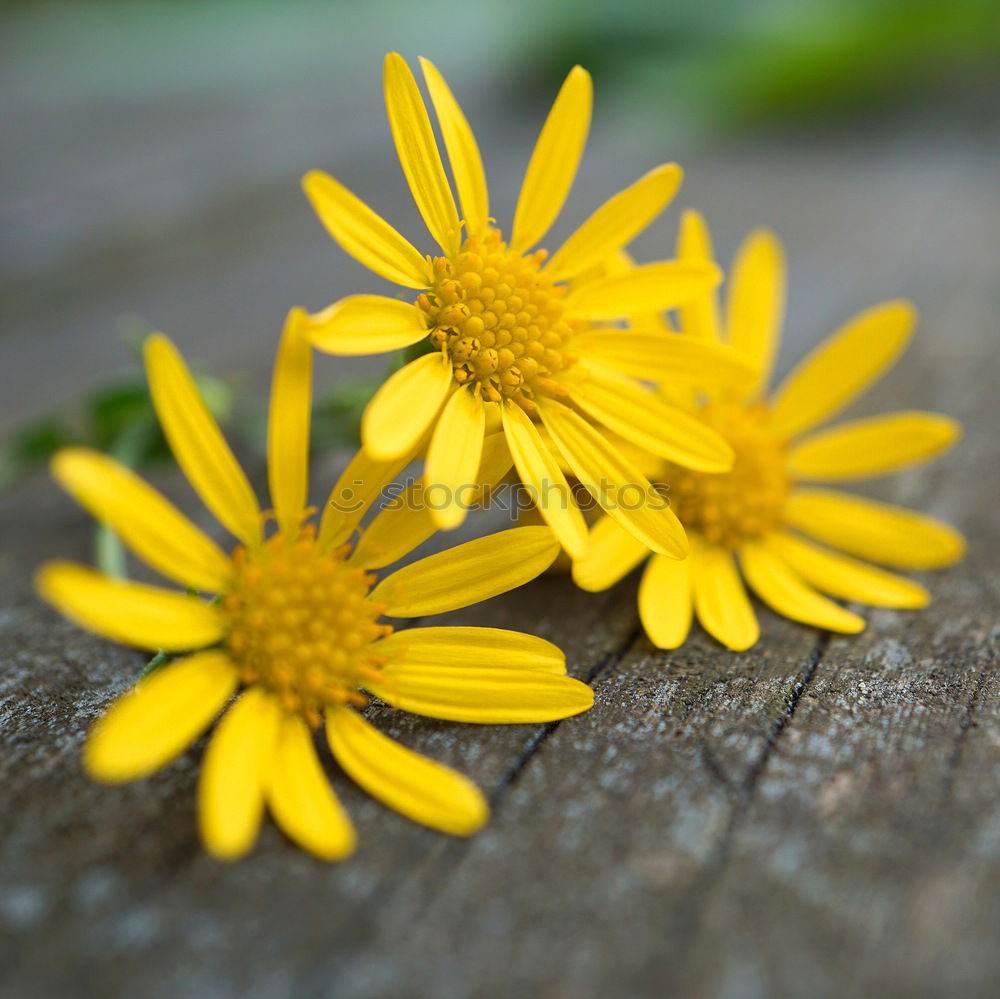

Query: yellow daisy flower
left=301, top=53, right=753, bottom=558
left=35, top=311, right=593, bottom=862
left=573, top=212, right=965, bottom=651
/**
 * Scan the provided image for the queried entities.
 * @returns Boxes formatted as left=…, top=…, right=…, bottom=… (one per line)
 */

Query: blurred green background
left=1, top=0, right=998, bottom=484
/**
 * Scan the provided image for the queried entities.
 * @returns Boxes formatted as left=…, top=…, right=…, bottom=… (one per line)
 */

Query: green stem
left=92, top=413, right=158, bottom=579
left=142, top=650, right=173, bottom=677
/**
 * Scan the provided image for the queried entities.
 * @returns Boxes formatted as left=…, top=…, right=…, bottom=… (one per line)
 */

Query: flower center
left=663, top=402, right=791, bottom=550
left=222, top=527, right=390, bottom=726
left=417, top=227, right=581, bottom=409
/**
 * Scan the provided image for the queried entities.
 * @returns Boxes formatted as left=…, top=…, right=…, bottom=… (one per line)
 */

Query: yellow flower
left=573, top=212, right=965, bottom=651
left=35, top=312, right=593, bottom=862
left=301, top=53, right=753, bottom=558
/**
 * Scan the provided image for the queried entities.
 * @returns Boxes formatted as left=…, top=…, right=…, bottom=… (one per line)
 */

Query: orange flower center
left=664, top=402, right=791, bottom=550
left=417, top=227, right=582, bottom=409
left=222, top=526, right=390, bottom=726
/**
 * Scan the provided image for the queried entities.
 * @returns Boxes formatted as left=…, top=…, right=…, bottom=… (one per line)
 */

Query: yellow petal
left=266, top=714, right=356, bottom=862
left=768, top=531, right=929, bottom=608
left=199, top=687, right=282, bottom=861
left=510, top=65, right=592, bottom=253
left=501, top=400, right=589, bottom=559
left=301, top=170, right=429, bottom=288
left=370, top=526, right=559, bottom=616
left=318, top=444, right=422, bottom=552
left=569, top=328, right=755, bottom=388
left=572, top=514, right=650, bottom=592
left=348, top=479, right=436, bottom=570
left=361, top=352, right=453, bottom=461
left=570, top=362, right=734, bottom=471
left=787, top=411, right=961, bottom=481
left=740, top=538, right=866, bottom=634
left=367, top=665, right=593, bottom=724
left=351, top=431, right=511, bottom=569
left=425, top=385, right=485, bottom=530
left=85, top=651, right=237, bottom=782
left=569, top=261, right=722, bottom=320
left=768, top=300, right=916, bottom=437
left=419, top=57, right=489, bottom=236
left=144, top=333, right=261, bottom=547
left=51, top=448, right=231, bottom=593
left=326, top=706, right=488, bottom=836
left=384, top=52, right=460, bottom=254
left=546, top=164, right=683, bottom=281
left=588, top=247, right=675, bottom=333
left=675, top=209, right=722, bottom=341
left=784, top=488, right=965, bottom=570
left=538, top=399, right=688, bottom=559
left=373, top=626, right=566, bottom=675
left=36, top=561, right=224, bottom=650
left=725, top=228, right=785, bottom=395
left=267, top=309, right=312, bottom=536
left=306, top=295, right=427, bottom=356
left=692, top=542, right=759, bottom=651
left=639, top=552, right=693, bottom=649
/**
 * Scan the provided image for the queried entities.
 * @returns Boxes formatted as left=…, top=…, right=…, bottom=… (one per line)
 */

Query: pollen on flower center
left=416, top=227, right=581, bottom=409
left=664, top=402, right=791, bottom=550
left=222, top=526, right=390, bottom=726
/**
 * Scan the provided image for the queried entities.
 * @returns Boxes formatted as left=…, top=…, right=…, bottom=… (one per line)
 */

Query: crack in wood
left=489, top=620, right=645, bottom=807
left=644, top=629, right=833, bottom=982
left=941, top=663, right=990, bottom=800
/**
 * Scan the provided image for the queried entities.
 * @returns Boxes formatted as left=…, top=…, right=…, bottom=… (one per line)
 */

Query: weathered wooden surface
left=3, top=8, right=1000, bottom=996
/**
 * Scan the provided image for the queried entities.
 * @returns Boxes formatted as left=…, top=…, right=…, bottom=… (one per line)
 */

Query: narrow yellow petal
left=587, top=247, right=675, bottom=332
left=370, top=526, right=559, bottom=617
left=676, top=209, right=722, bottom=341
left=510, top=65, right=592, bottom=253
left=361, top=352, right=453, bottom=461
left=266, top=714, right=356, bottom=862
left=546, top=164, right=683, bottom=281
left=301, top=170, right=430, bottom=288
left=318, top=444, right=422, bottom=552
left=784, top=488, right=965, bottom=570
left=373, top=626, right=566, bottom=675
left=384, top=52, right=460, bottom=253
left=351, top=431, right=512, bottom=569
left=419, top=57, right=489, bottom=235
left=501, top=400, right=589, bottom=559
left=327, top=706, right=488, bottom=836
left=36, top=561, right=224, bottom=650
left=144, top=333, right=261, bottom=547
left=692, top=543, right=759, bottom=651
left=569, top=362, right=734, bottom=471
left=740, top=538, right=866, bottom=634
left=267, top=309, right=312, bottom=536
left=199, top=687, right=282, bottom=861
left=639, top=552, right=693, bottom=649
left=306, top=295, right=427, bottom=356
left=51, top=448, right=231, bottom=593
left=425, top=386, right=485, bottom=529
left=84, top=651, right=237, bottom=782
left=569, top=328, right=755, bottom=388
left=572, top=514, right=650, bottom=592
left=725, top=228, right=785, bottom=395
left=768, top=300, right=916, bottom=437
left=538, top=399, right=688, bottom=559
left=787, top=411, right=961, bottom=481
left=367, top=666, right=593, bottom=724
left=768, top=532, right=929, bottom=608
left=569, top=261, right=722, bottom=320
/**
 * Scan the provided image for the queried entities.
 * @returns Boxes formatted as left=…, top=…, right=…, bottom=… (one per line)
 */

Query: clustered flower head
left=36, top=53, right=964, bottom=862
